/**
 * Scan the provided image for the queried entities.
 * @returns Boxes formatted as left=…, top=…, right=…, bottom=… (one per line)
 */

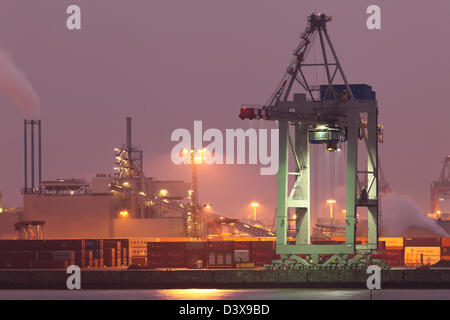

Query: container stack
left=166, top=242, right=187, bottom=268
left=185, top=241, right=207, bottom=268
left=147, top=242, right=166, bottom=267
left=251, top=241, right=275, bottom=266
left=379, top=237, right=404, bottom=267
left=403, top=237, right=441, bottom=266
left=207, top=241, right=234, bottom=268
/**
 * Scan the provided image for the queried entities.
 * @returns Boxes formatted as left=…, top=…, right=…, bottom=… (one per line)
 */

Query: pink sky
left=0, top=1, right=449, bottom=222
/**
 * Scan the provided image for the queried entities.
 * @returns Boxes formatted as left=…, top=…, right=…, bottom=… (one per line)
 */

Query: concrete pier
left=1, top=269, right=450, bottom=289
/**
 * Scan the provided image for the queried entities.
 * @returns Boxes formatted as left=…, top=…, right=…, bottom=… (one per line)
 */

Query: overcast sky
left=0, top=1, right=449, bottom=222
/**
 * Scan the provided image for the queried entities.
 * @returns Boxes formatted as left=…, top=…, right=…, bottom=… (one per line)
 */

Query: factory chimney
left=23, top=119, right=42, bottom=193
left=126, top=117, right=132, bottom=150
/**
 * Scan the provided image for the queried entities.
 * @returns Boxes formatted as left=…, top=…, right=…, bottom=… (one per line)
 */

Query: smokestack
left=31, top=120, right=34, bottom=189
left=23, top=119, right=42, bottom=193
left=24, top=120, right=27, bottom=190
left=38, top=120, right=42, bottom=185
left=126, top=117, right=132, bottom=149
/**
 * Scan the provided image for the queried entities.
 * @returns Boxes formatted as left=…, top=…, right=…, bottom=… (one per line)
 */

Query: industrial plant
left=0, top=11, right=449, bottom=293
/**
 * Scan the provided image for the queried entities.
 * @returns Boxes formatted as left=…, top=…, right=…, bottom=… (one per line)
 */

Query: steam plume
left=381, top=193, right=449, bottom=237
left=0, top=50, right=40, bottom=118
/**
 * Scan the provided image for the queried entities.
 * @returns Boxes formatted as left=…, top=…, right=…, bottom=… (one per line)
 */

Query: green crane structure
left=239, top=13, right=385, bottom=269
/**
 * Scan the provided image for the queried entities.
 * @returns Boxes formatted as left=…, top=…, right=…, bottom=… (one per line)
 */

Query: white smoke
left=0, top=50, right=40, bottom=118
left=381, top=193, right=449, bottom=237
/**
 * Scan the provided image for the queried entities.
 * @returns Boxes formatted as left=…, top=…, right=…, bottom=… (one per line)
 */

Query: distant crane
left=430, top=155, right=450, bottom=216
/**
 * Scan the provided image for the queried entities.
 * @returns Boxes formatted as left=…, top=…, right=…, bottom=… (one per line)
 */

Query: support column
left=276, top=121, right=289, bottom=246
left=295, top=123, right=310, bottom=244
left=367, top=110, right=378, bottom=249
left=345, top=107, right=358, bottom=249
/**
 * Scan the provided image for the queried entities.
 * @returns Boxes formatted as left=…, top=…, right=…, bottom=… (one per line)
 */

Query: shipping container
left=207, top=241, right=233, bottom=251
left=131, top=256, right=147, bottom=266
left=404, top=237, right=440, bottom=247
left=208, top=251, right=234, bottom=268
left=442, top=238, right=450, bottom=247
left=166, top=242, right=186, bottom=250
left=234, top=250, right=250, bottom=263
left=233, top=241, right=252, bottom=250
left=442, top=246, right=450, bottom=256
left=45, top=239, right=85, bottom=251
left=6, top=240, right=46, bottom=250
left=404, top=247, right=441, bottom=266
left=251, top=249, right=275, bottom=259
left=166, top=258, right=186, bottom=268
left=384, top=248, right=404, bottom=267
left=53, top=251, right=75, bottom=266
left=186, top=252, right=207, bottom=269
left=185, top=242, right=206, bottom=251
left=251, top=241, right=274, bottom=250
left=166, top=250, right=186, bottom=260
left=379, top=237, right=403, bottom=248
left=147, top=242, right=167, bottom=250
left=103, top=248, right=116, bottom=267
left=30, top=259, right=68, bottom=269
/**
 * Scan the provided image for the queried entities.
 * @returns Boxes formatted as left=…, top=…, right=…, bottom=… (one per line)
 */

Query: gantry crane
left=239, top=13, right=386, bottom=269
left=430, top=156, right=450, bottom=217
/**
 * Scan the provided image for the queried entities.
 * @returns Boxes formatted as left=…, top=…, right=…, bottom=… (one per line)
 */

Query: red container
left=384, top=248, right=404, bottom=266
left=8, top=259, right=32, bottom=268
left=252, top=241, right=274, bottom=250
left=131, top=256, right=147, bottom=266
left=404, top=237, right=440, bottom=247
left=166, top=250, right=186, bottom=260
left=185, top=242, right=206, bottom=251
left=148, top=258, right=166, bottom=268
left=6, top=240, right=46, bottom=250
left=207, top=241, right=233, bottom=251
left=147, top=242, right=166, bottom=250
left=186, top=252, right=207, bottom=268
left=166, top=258, right=186, bottom=268
left=251, top=249, right=275, bottom=259
left=148, top=250, right=166, bottom=259
left=0, top=251, right=17, bottom=259
left=441, top=247, right=450, bottom=256
left=442, top=238, right=450, bottom=247
left=30, top=259, right=68, bottom=269
left=45, top=240, right=84, bottom=251
left=233, top=241, right=252, bottom=250
left=166, top=242, right=187, bottom=250
left=103, top=248, right=115, bottom=267
left=15, top=250, right=38, bottom=260
left=36, top=251, right=54, bottom=260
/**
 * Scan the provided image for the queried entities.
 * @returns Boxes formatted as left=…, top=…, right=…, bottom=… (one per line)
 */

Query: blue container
left=320, top=84, right=376, bottom=101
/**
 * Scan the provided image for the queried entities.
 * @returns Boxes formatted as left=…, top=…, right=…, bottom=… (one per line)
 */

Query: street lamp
left=250, top=202, right=260, bottom=221
left=159, top=189, right=168, bottom=197
left=326, top=199, right=336, bottom=219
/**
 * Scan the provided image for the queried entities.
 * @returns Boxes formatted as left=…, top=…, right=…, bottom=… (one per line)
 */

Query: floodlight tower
left=239, top=13, right=384, bottom=269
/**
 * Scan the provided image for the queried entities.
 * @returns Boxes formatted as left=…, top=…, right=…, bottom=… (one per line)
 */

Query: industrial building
left=0, top=117, right=271, bottom=240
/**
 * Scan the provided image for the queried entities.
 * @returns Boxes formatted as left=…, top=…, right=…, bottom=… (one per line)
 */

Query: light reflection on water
left=0, top=289, right=449, bottom=300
